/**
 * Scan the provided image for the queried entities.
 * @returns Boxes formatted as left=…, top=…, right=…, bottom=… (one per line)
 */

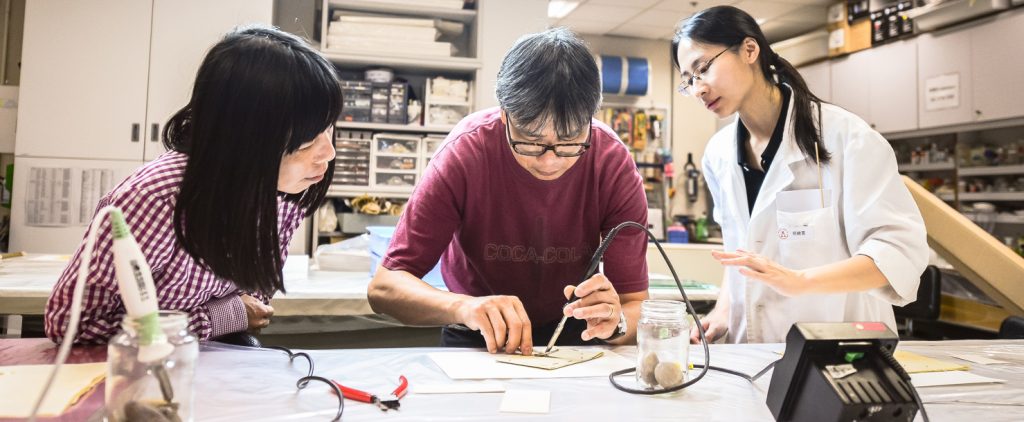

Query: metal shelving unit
left=958, top=192, right=1024, bottom=202
left=897, top=162, right=955, bottom=172
left=336, top=121, right=454, bottom=134
left=327, top=0, right=476, bottom=23
left=321, top=51, right=481, bottom=75
left=959, top=164, right=1024, bottom=177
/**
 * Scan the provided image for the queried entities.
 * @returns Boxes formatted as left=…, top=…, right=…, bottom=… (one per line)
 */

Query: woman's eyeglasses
left=504, top=113, right=591, bottom=157
left=677, top=45, right=734, bottom=97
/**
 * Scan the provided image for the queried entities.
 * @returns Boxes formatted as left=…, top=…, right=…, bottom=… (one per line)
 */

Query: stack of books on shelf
left=325, top=13, right=464, bottom=58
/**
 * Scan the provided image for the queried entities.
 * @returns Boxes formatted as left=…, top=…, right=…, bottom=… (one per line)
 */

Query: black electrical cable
left=878, top=345, right=930, bottom=422
left=590, top=221, right=770, bottom=394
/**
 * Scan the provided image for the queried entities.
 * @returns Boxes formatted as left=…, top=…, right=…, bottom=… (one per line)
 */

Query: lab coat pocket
left=775, top=206, right=839, bottom=270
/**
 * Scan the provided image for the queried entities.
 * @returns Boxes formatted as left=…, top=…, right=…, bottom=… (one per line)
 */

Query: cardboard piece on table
left=911, top=371, right=1004, bottom=388
left=428, top=349, right=631, bottom=380
left=951, top=353, right=1010, bottom=365
left=413, top=382, right=506, bottom=394
left=499, top=390, right=550, bottom=414
left=894, top=350, right=969, bottom=374
left=495, top=348, right=604, bottom=370
left=0, top=362, right=106, bottom=418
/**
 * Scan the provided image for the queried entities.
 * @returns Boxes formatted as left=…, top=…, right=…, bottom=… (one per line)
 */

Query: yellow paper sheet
left=495, top=348, right=604, bottom=370
left=894, top=350, right=969, bottom=374
left=0, top=363, right=106, bottom=418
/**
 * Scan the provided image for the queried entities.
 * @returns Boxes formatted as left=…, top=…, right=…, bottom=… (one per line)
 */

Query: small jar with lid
left=106, top=310, right=198, bottom=421
left=635, top=300, right=690, bottom=390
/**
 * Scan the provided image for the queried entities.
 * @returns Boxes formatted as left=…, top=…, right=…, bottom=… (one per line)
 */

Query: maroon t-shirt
left=383, top=107, right=649, bottom=325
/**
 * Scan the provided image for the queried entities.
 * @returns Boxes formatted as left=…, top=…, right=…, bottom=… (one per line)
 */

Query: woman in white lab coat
left=671, top=6, right=928, bottom=343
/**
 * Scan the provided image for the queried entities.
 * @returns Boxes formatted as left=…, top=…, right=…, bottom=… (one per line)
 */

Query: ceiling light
left=548, top=1, right=580, bottom=19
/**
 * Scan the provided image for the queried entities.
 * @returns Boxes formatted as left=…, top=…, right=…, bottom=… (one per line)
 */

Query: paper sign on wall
left=25, top=167, right=115, bottom=227
left=925, top=73, right=960, bottom=111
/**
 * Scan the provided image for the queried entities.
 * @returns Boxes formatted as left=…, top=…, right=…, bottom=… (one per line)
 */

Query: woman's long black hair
left=671, top=5, right=830, bottom=164
left=163, top=25, right=342, bottom=295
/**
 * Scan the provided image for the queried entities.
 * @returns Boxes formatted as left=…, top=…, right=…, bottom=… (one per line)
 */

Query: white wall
left=670, top=70, right=719, bottom=220
left=474, top=0, right=548, bottom=110
left=580, top=33, right=720, bottom=222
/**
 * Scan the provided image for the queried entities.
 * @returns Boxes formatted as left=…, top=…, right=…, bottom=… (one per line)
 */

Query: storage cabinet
left=15, top=0, right=273, bottom=162
left=971, top=11, right=1024, bottom=123
left=829, top=39, right=918, bottom=133
left=144, top=0, right=275, bottom=160
left=917, top=28, right=974, bottom=129
left=16, top=0, right=152, bottom=161
left=807, top=9, right=1024, bottom=134
left=867, top=39, right=918, bottom=134
left=798, top=61, right=831, bottom=102
left=11, top=0, right=274, bottom=254
left=829, top=51, right=873, bottom=123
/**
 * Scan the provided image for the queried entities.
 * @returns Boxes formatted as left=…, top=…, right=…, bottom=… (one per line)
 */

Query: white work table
left=2, top=338, right=1022, bottom=421
left=0, top=254, right=719, bottom=318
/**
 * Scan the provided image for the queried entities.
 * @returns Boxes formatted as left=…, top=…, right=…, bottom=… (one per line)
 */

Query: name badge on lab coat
left=776, top=189, right=831, bottom=242
left=778, top=226, right=814, bottom=241
left=775, top=189, right=838, bottom=269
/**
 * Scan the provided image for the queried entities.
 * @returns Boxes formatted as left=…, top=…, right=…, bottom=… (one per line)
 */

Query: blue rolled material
left=625, top=57, right=649, bottom=96
left=600, top=55, right=623, bottom=95
left=599, top=55, right=649, bottom=96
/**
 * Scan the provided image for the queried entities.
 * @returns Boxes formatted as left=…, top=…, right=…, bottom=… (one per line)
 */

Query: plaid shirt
left=44, top=151, right=306, bottom=344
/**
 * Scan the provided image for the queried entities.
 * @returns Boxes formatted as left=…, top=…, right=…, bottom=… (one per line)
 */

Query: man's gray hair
left=495, top=27, right=601, bottom=139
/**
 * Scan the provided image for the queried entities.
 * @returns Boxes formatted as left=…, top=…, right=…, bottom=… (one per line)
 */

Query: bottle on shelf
left=694, top=213, right=709, bottom=243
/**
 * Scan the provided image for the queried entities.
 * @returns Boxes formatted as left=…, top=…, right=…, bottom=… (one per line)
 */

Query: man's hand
left=562, top=273, right=621, bottom=341
left=453, top=295, right=532, bottom=355
left=241, top=294, right=274, bottom=333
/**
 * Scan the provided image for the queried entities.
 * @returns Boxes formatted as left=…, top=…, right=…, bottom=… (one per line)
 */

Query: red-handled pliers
left=332, top=375, right=408, bottom=411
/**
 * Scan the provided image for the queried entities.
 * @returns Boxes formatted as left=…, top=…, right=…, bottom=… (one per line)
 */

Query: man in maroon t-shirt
left=368, top=28, right=649, bottom=355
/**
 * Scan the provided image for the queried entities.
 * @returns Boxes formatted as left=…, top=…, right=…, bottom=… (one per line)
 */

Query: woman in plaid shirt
left=44, top=25, right=341, bottom=344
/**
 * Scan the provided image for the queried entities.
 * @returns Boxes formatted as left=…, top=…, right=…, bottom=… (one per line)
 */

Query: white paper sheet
left=911, top=371, right=1004, bottom=388
left=429, top=349, right=632, bottom=380
left=413, top=382, right=505, bottom=394
left=499, top=390, right=550, bottom=414
left=951, top=353, right=1010, bottom=365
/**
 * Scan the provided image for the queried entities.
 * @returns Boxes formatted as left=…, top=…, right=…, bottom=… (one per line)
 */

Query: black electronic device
left=766, top=322, right=922, bottom=422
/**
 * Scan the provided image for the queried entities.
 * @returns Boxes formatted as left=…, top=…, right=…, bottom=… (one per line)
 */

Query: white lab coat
left=702, top=92, right=928, bottom=343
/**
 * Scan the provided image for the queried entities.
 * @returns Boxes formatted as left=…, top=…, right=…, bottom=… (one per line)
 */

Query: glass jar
left=106, top=310, right=198, bottom=422
left=636, top=300, right=690, bottom=390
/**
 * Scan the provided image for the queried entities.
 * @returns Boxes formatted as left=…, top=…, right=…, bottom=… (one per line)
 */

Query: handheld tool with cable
left=29, top=206, right=177, bottom=421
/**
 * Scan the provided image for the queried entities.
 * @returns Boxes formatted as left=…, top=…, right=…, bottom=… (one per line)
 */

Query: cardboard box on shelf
left=827, top=18, right=871, bottom=57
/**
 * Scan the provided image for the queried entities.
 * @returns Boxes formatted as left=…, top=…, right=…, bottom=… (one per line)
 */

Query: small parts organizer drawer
left=372, top=134, right=421, bottom=188
left=376, top=156, right=417, bottom=171
left=375, top=172, right=416, bottom=187
left=374, top=134, right=419, bottom=155
left=334, top=130, right=372, bottom=187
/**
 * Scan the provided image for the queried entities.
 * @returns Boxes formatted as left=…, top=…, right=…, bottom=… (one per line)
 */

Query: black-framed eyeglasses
left=504, top=112, right=592, bottom=157
left=266, top=346, right=345, bottom=421
left=677, top=45, right=734, bottom=97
